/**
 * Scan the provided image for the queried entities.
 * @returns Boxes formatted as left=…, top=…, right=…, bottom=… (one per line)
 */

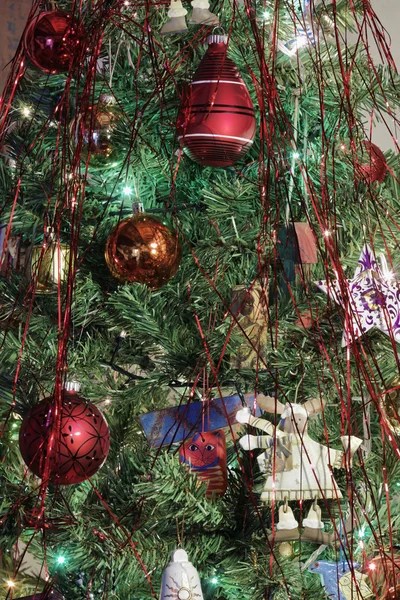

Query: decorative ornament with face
left=179, top=430, right=227, bottom=499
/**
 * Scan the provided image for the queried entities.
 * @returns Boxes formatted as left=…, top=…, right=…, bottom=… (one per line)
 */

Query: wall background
left=0, top=0, right=398, bottom=149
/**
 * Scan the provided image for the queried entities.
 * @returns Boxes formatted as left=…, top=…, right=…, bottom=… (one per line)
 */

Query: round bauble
left=177, top=35, right=256, bottom=167
left=105, top=213, right=182, bottom=289
left=381, top=382, right=400, bottom=435
left=278, top=542, right=294, bottom=557
left=24, top=11, right=83, bottom=74
left=19, top=386, right=110, bottom=485
left=78, top=96, right=123, bottom=167
left=365, top=556, right=400, bottom=600
left=357, top=141, right=387, bottom=184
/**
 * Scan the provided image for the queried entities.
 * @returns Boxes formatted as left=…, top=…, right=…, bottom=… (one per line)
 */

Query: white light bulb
left=21, top=106, right=31, bottom=117
left=123, top=186, right=132, bottom=196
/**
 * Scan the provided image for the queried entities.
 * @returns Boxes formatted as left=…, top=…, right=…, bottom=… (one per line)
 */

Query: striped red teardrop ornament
left=177, top=35, right=256, bottom=167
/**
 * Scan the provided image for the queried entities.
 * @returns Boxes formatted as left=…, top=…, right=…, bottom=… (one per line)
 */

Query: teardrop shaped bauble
left=177, top=35, right=256, bottom=167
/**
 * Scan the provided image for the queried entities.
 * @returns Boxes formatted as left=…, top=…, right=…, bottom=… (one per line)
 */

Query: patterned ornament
left=19, top=382, right=110, bottom=485
left=160, top=549, right=204, bottom=600
left=230, top=285, right=269, bottom=369
left=105, top=210, right=181, bottom=289
left=309, top=560, right=362, bottom=600
left=78, top=95, right=123, bottom=167
left=236, top=395, right=362, bottom=502
left=357, top=141, right=387, bottom=184
left=316, top=245, right=400, bottom=347
left=24, top=11, right=83, bottom=74
left=179, top=430, right=227, bottom=499
left=177, top=35, right=256, bottom=167
left=381, top=382, right=400, bottom=436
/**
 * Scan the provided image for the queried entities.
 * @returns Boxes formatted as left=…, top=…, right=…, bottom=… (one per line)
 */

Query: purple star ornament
left=316, top=245, right=400, bottom=346
left=309, top=560, right=359, bottom=600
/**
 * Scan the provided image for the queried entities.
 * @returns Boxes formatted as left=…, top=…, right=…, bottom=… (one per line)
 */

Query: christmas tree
left=0, top=0, right=400, bottom=599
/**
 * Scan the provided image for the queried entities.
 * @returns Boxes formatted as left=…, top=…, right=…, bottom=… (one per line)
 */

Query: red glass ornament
left=105, top=213, right=182, bottom=289
left=357, top=141, right=387, bottom=184
left=19, top=387, right=110, bottom=485
left=24, top=11, right=83, bottom=74
left=180, top=430, right=227, bottom=499
left=177, top=35, right=256, bottom=167
left=364, top=556, right=400, bottom=600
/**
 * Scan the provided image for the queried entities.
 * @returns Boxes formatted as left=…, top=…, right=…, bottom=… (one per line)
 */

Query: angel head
left=258, top=395, right=325, bottom=436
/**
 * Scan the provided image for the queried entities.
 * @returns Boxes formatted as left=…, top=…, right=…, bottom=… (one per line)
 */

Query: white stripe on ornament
left=178, top=133, right=254, bottom=143
left=192, top=80, right=246, bottom=86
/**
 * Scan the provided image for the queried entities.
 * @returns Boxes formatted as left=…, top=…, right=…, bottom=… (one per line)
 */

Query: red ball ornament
left=105, top=210, right=182, bottom=289
left=177, top=35, right=256, bottom=167
left=357, top=141, right=387, bottom=184
left=19, top=383, right=110, bottom=485
left=24, top=11, right=83, bottom=74
left=364, top=556, right=400, bottom=600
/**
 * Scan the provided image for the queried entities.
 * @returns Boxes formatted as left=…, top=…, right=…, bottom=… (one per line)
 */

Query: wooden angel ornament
left=236, top=394, right=362, bottom=544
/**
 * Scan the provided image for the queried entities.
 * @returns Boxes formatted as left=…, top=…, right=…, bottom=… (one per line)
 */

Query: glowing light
left=323, top=230, right=332, bottom=237
left=358, top=527, right=365, bottom=538
left=293, top=152, right=300, bottom=159
left=263, top=10, right=270, bottom=19
left=21, top=106, right=32, bottom=117
left=123, top=186, right=132, bottom=196
left=211, top=577, right=218, bottom=584
left=340, top=144, right=346, bottom=151
left=57, top=556, right=66, bottom=565
left=7, top=581, right=15, bottom=588
left=368, top=562, right=377, bottom=571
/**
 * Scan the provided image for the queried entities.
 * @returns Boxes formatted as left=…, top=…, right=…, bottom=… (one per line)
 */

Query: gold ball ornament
left=381, top=383, right=400, bottom=435
left=77, top=96, right=124, bottom=168
left=278, top=542, right=294, bottom=557
left=105, top=213, right=182, bottom=290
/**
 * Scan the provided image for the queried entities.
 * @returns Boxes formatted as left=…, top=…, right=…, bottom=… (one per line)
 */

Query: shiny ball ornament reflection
left=357, top=141, right=387, bottom=184
left=105, top=214, right=182, bottom=289
left=19, top=384, right=110, bottom=486
left=177, top=35, right=256, bottom=167
left=79, top=97, right=123, bottom=167
left=278, top=542, right=294, bottom=558
left=24, top=11, right=83, bottom=74
left=381, top=382, right=400, bottom=435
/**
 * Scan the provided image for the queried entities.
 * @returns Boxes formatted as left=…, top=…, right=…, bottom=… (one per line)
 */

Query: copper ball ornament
left=78, top=96, right=123, bottom=167
left=177, top=35, right=256, bottom=167
left=19, top=387, right=110, bottom=485
left=381, top=382, right=400, bottom=436
left=357, top=141, right=387, bottom=184
left=105, top=213, right=182, bottom=289
left=365, top=556, right=400, bottom=600
left=24, top=11, right=83, bottom=74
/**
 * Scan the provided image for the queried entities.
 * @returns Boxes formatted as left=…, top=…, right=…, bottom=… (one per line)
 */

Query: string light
left=263, top=10, right=270, bottom=19
left=21, top=106, right=32, bottom=117
left=123, top=186, right=133, bottom=196
left=57, top=555, right=66, bottom=565
left=6, top=581, right=15, bottom=588
left=293, top=152, right=300, bottom=159
left=211, top=577, right=218, bottom=584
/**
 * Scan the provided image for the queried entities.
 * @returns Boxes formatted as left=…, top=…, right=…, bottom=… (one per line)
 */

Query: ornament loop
left=283, top=496, right=288, bottom=513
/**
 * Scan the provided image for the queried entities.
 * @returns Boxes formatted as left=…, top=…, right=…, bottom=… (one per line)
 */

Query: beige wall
left=370, top=0, right=400, bottom=150
left=0, top=0, right=31, bottom=93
